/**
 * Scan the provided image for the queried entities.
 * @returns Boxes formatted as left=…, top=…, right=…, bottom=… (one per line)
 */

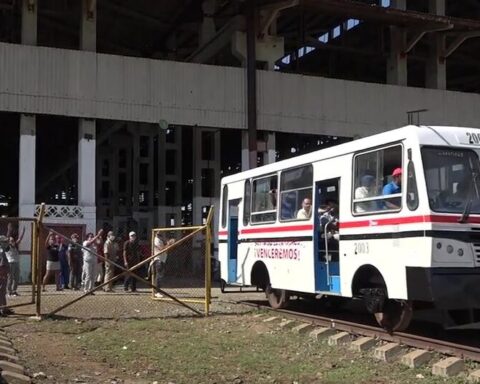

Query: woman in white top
left=6, top=227, right=25, bottom=297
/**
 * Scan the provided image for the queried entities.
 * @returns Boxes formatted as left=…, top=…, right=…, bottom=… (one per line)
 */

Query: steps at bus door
left=330, top=275, right=340, bottom=292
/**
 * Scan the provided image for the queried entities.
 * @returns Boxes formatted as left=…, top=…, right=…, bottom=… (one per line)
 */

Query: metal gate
left=32, top=205, right=213, bottom=319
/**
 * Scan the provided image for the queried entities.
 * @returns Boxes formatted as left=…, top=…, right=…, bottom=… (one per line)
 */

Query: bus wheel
left=266, top=285, right=290, bottom=309
left=374, top=300, right=413, bottom=332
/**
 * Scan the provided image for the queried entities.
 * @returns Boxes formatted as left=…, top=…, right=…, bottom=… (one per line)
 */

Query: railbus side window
left=243, top=180, right=251, bottom=226
left=221, top=185, right=228, bottom=228
left=406, top=155, right=419, bottom=211
left=352, top=144, right=403, bottom=214
left=279, top=165, right=313, bottom=221
left=251, top=175, right=277, bottom=223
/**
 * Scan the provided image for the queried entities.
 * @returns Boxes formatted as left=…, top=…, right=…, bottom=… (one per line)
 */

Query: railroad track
left=237, top=300, right=480, bottom=362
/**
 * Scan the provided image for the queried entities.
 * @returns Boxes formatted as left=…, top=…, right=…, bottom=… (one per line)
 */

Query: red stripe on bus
left=339, top=215, right=426, bottom=228
left=219, top=215, right=480, bottom=236
left=240, top=224, right=313, bottom=234
left=340, top=214, right=480, bottom=228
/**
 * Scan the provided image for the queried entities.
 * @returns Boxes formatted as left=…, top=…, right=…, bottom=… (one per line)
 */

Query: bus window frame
left=278, top=164, right=314, bottom=222
left=221, top=184, right=228, bottom=228
left=243, top=179, right=252, bottom=226
left=351, top=142, right=404, bottom=216
left=250, top=173, right=278, bottom=225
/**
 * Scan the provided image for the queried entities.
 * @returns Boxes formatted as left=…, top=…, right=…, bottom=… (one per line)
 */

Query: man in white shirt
left=355, top=175, right=375, bottom=213
left=82, top=229, right=103, bottom=294
left=296, top=198, right=312, bottom=219
left=151, top=233, right=174, bottom=298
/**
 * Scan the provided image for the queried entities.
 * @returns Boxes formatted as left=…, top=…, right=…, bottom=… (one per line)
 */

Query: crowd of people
left=0, top=225, right=181, bottom=317
left=41, top=229, right=153, bottom=295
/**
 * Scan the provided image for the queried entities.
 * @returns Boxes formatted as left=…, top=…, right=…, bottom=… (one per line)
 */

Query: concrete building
left=1, top=0, right=480, bottom=280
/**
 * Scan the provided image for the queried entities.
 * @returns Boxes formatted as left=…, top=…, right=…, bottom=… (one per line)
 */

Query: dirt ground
left=0, top=288, right=475, bottom=384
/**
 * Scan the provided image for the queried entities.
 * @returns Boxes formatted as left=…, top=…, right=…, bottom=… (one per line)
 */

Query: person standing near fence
left=95, top=235, right=105, bottom=287
left=123, top=231, right=141, bottom=292
left=67, top=233, right=83, bottom=290
left=6, top=227, right=25, bottom=297
left=103, top=231, right=118, bottom=292
left=56, top=235, right=70, bottom=290
left=0, top=235, right=12, bottom=316
left=82, top=230, right=103, bottom=294
left=151, top=234, right=175, bottom=298
left=43, top=232, right=61, bottom=292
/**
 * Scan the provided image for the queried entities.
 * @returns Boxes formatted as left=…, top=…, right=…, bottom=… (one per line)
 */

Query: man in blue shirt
left=383, top=167, right=402, bottom=209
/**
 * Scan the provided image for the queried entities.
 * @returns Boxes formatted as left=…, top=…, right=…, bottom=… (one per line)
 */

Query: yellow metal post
left=204, top=206, right=214, bottom=315
left=30, top=221, right=37, bottom=303
left=36, top=203, right=46, bottom=317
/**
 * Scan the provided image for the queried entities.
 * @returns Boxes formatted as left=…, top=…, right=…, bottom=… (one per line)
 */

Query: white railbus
left=218, top=125, right=480, bottom=331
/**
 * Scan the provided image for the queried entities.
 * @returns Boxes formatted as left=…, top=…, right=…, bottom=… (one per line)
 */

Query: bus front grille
left=473, top=243, right=480, bottom=264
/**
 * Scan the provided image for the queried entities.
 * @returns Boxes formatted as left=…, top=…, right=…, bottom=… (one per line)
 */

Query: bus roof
left=221, top=125, right=480, bottom=184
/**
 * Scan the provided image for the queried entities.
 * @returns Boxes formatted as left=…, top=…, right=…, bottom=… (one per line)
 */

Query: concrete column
left=426, top=0, right=446, bottom=90
left=200, top=0, right=216, bottom=46
left=21, top=0, right=37, bottom=45
left=111, top=139, right=119, bottom=216
left=19, top=115, right=36, bottom=218
left=78, top=119, right=96, bottom=233
left=193, top=128, right=220, bottom=226
left=80, top=0, right=96, bottom=51
left=148, top=128, right=155, bottom=209
left=131, top=128, right=140, bottom=211
left=174, top=128, right=183, bottom=207
left=241, top=130, right=250, bottom=171
left=262, top=132, right=276, bottom=165
left=156, top=129, right=166, bottom=227
left=79, top=0, right=96, bottom=233
left=387, top=0, right=407, bottom=86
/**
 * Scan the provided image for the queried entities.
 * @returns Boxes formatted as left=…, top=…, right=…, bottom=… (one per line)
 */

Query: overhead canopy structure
left=0, top=0, right=479, bottom=88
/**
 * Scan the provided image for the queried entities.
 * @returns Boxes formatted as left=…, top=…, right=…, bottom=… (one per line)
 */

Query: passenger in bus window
left=382, top=167, right=402, bottom=209
left=268, top=189, right=277, bottom=208
left=296, top=198, right=312, bottom=219
left=355, top=174, right=375, bottom=213
left=280, top=192, right=296, bottom=220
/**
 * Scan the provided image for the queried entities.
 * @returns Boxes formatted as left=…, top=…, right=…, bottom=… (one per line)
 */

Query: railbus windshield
left=422, top=146, right=480, bottom=214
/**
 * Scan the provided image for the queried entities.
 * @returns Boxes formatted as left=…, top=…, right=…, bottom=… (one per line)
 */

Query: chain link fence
left=7, top=205, right=214, bottom=319
left=0, top=217, right=38, bottom=315
left=151, top=225, right=212, bottom=309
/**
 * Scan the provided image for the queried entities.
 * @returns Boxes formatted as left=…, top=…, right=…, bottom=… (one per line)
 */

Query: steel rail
left=237, top=300, right=480, bottom=362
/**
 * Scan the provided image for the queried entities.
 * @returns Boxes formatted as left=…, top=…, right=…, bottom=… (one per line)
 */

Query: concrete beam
left=187, top=15, right=245, bottom=63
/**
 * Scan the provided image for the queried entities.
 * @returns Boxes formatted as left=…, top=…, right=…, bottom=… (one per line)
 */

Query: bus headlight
left=446, top=245, right=454, bottom=254
left=457, top=248, right=464, bottom=257
left=436, top=242, right=442, bottom=249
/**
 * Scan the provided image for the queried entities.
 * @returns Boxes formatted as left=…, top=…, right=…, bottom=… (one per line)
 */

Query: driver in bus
left=296, top=198, right=312, bottom=219
left=382, top=167, right=402, bottom=209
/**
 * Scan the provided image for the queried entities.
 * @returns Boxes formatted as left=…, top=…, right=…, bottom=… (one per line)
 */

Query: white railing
left=35, top=205, right=84, bottom=219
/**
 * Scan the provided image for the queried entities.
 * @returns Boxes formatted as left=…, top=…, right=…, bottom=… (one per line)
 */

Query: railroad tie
left=374, top=343, right=404, bottom=362
left=401, top=349, right=432, bottom=368
left=350, top=337, right=377, bottom=352
left=309, top=327, right=335, bottom=341
left=432, top=357, right=465, bottom=377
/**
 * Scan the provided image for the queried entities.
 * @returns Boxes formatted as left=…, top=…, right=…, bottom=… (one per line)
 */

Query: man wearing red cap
left=382, top=167, right=402, bottom=209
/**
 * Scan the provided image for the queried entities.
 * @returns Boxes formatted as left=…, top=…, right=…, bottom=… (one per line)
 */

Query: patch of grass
left=69, top=314, right=473, bottom=384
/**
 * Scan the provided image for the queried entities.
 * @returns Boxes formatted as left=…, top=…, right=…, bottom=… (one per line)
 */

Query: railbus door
left=227, top=199, right=240, bottom=283
left=314, top=178, right=341, bottom=293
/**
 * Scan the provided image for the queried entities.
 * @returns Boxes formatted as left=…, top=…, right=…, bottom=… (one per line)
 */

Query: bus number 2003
left=354, top=242, right=369, bottom=255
